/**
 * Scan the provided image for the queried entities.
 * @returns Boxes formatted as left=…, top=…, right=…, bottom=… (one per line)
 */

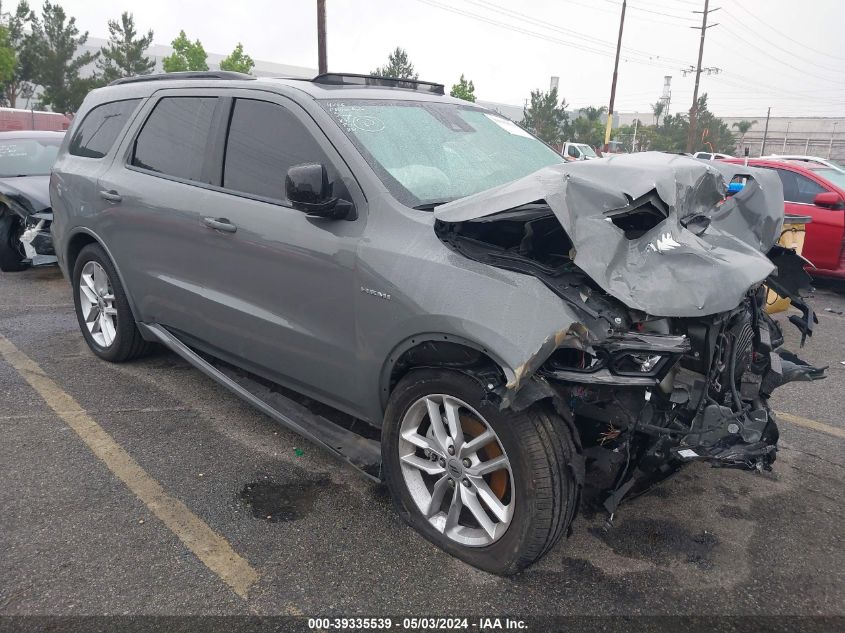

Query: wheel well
left=66, top=232, right=98, bottom=274
left=385, top=339, right=506, bottom=405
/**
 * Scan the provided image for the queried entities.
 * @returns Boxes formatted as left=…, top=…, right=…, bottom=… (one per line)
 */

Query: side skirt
left=139, top=323, right=382, bottom=481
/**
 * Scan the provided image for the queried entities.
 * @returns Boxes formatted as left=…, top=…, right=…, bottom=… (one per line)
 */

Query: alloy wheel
left=398, top=394, right=515, bottom=547
left=78, top=261, right=117, bottom=348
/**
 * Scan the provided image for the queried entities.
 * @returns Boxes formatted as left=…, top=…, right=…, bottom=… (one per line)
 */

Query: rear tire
left=382, top=368, right=582, bottom=575
left=0, top=212, right=28, bottom=272
left=72, top=243, right=150, bottom=362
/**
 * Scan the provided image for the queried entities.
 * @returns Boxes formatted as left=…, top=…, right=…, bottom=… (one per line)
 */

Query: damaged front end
left=434, top=152, right=826, bottom=515
left=0, top=181, right=57, bottom=269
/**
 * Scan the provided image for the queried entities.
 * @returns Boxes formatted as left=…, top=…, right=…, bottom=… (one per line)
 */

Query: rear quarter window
left=68, top=99, right=141, bottom=159
left=131, top=96, right=217, bottom=183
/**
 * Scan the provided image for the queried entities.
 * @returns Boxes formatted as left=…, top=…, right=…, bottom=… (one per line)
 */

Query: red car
left=722, top=158, right=845, bottom=279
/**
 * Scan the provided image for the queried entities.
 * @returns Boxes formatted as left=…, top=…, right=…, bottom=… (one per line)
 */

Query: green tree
left=651, top=100, right=665, bottom=126
left=162, top=30, right=208, bottom=72
left=732, top=119, right=757, bottom=151
left=568, top=106, right=606, bottom=148
left=614, top=119, right=646, bottom=153
left=612, top=94, right=735, bottom=154
left=0, top=26, right=16, bottom=87
left=219, top=43, right=254, bottom=74
left=371, top=47, right=418, bottom=79
left=27, top=1, right=99, bottom=113
left=449, top=74, right=475, bottom=102
left=581, top=105, right=607, bottom=123
left=694, top=94, right=736, bottom=153
left=2, top=1, right=37, bottom=107
left=521, top=87, right=568, bottom=146
left=97, top=12, right=154, bottom=82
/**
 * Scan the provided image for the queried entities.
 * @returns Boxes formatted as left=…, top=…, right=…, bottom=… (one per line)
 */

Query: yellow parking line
left=775, top=410, right=845, bottom=440
left=0, top=333, right=260, bottom=599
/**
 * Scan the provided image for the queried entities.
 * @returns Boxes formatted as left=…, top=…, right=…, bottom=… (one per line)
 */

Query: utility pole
left=317, top=0, right=327, bottom=74
left=782, top=121, right=790, bottom=153
left=603, top=0, right=626, bottom=152
left=632, top=114, right=639, bottom=152
left=761, top=106, right=771, bottom=156
left=828, top=121, right=838, bottom=159
left=686, top=0, right=720, bottom=153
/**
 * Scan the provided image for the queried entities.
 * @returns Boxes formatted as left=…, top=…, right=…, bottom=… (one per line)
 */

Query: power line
left=413, top=0, right=686, bottom=72
left=729, top=3, right=845, bottom=63
left=561, top=0, right=696, bottom=28
left=603, top=0, right=697, bottom=23
left=463, top=0, right=692, bottom=66
left=712, top=23, right=845, bottom=85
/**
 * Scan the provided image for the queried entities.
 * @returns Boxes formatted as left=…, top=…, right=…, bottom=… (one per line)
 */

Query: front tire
left=0, top=212, right=28, bottom=272
left=382, top=369, right=582, bottom=575
left=72, top=243, right=149, bottom=362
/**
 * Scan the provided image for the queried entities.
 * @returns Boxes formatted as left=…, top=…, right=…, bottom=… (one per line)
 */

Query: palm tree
left=582, top=105, right=607, bottom=123
left=651, top=101, right=665, bottom=126
left=732, top=119, right=757, bottom=152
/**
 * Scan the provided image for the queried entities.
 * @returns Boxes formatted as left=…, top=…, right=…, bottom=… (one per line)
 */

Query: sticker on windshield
left=483, top=114, right=533, bottom=138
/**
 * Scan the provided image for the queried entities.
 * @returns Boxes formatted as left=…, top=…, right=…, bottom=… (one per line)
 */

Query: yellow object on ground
left=765, top=215, right=811, bottom=314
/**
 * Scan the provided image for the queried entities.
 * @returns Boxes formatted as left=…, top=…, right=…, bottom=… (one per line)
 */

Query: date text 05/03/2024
left=307, top=617, right=528, bottom=630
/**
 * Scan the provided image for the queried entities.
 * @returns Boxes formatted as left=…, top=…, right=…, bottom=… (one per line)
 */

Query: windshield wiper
left=413, top=199, right=455, bottom=211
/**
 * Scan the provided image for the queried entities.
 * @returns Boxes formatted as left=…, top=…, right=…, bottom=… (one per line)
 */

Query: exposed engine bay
left=433, top=152, right=827, bottom=515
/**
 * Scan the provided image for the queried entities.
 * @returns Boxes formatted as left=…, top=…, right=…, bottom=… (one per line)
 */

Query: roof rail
left=311, top=73, right=445, bottom=95
left=108, top=71, right=256, bottom=86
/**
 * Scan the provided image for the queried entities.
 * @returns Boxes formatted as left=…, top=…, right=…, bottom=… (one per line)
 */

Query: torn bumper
left=19, top=213, right=57, bottom=266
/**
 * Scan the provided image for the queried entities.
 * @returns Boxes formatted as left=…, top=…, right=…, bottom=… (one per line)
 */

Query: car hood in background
left=0, top=175, right=52, bottom=215
left=435, top=152, right=785, bottom=317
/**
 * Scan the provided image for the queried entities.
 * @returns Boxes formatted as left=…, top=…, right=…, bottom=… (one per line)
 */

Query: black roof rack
left=108, top=71, right=256, bottom=86
left=311, top=73, right=445, bottom=95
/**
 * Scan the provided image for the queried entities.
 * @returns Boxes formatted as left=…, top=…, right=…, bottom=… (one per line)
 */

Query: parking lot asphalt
left=1, top=267, right=843, bottom=623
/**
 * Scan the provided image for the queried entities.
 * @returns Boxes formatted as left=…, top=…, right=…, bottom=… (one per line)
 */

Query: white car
left=563, top=142, right=599, bottom=161
left=693, top=151, right=733, bottom=160
left=764, top=155, right=845, bottom=173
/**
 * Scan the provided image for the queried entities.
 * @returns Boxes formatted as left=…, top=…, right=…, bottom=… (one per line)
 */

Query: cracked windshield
left=322, top=100, right=563, bottom=207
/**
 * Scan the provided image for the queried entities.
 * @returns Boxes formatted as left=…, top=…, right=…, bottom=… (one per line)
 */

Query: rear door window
left=222, top=98, right=333, bottom=202
left=69, top=99, right=141, bottom=159
left=132, top=96, right=217, bottom=183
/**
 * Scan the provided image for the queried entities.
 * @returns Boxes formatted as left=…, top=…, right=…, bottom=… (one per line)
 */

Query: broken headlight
left=609, top=352, right=669, bottom=376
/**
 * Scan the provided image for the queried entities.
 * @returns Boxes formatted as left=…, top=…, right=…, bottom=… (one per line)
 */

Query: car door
left=178, top=94, right=366, bottom=414
left=96, top=89, right=228, bottom=331
left=51, top=98, right=144, bottom=267
left=771, top=166, right=845, bottom=270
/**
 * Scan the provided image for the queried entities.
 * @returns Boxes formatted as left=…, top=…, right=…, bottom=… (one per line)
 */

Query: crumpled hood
left=0, top=175, right=51, bottom=215
left=436, top=152, right=785, bottom=317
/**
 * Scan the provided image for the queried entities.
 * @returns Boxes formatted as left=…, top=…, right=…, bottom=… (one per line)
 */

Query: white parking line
left=0, top=332, right=260, bottom=599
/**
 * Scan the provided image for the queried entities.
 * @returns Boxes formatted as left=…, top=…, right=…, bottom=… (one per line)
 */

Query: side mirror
left=285, top=163, right=355, bottom=220
left=813, top=191, right=845, bottom=209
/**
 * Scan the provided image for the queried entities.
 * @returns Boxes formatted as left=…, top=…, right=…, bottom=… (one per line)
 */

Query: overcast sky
left=54, top=0, right=845, bottom=118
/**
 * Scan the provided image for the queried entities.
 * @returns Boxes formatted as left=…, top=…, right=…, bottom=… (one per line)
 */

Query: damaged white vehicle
left=51, top=74, right=826, bottom=575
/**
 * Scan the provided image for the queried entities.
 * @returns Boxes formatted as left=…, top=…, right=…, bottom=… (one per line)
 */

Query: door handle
left=203, top=217, right=237, bottom=233
left=99, top=189, right=122, bottom=203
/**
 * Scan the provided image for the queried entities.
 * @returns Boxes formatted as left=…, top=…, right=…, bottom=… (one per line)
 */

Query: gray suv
left=50, top=71, right=824, bottom=575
